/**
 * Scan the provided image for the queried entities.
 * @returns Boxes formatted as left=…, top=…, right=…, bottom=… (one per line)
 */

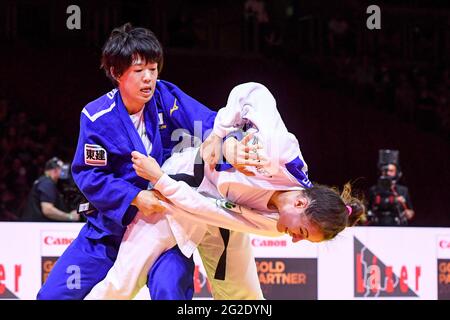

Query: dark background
left=0, top=0, right=449, bottom=226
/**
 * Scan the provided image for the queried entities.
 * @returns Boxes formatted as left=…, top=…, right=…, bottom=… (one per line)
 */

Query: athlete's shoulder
left=155, top=79, right=186, bottom=110
left=267, top=132, right=299, bottom=170
left=232, top=82, right=268, bottom=91
left=156, top=79, right=181, bottom=93
left=230, top=82, right=271, bottom=95
left=82, top=88, right=118, bottom=122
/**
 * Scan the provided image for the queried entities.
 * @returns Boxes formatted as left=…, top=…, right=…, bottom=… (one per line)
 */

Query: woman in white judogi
left=85, top=82, right=364, bottom=300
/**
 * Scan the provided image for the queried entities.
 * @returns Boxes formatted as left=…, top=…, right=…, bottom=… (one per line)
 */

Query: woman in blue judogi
left=37, top=23, right=218, bottom=300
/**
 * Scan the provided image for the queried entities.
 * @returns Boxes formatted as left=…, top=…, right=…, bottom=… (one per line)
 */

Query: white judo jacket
left=156, top=82, right=313, bottom=258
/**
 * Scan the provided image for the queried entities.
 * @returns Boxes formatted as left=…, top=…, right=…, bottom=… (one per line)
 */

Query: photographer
left=367, top=151, right=415, bottom=226
left=22, top=157, right=80, bottom=222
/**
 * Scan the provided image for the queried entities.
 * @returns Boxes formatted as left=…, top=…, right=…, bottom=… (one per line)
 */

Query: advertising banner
left=1, top=223, right=449, bottom=300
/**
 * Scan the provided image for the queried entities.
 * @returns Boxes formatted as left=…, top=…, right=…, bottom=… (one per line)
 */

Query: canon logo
left=439, top=240, right=450, bottom=249
left=251, top=239, right=287, bottom=247
left=43, top=236, right=74, bottom=246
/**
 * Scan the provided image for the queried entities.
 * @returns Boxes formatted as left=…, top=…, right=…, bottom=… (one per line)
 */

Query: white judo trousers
left=85, top=151, right=279, bottom=300
left=85, top=82, right=309, bottom=300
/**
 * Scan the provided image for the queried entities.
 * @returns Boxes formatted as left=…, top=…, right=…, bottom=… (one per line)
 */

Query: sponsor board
left=437, top=259, right=450, bottom=300
left=1, top=223, right=450, bottom=299
left=354, top=237, right=420, bottom=297
left=257, top=258, right=317, bottom=299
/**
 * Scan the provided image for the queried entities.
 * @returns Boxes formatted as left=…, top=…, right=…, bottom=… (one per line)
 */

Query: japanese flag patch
left=84, top=144, right=107, bottom=166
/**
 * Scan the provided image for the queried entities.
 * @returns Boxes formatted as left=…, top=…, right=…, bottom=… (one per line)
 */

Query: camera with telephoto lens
left=368, top=150, right=405, bottom=226
left=57, top=163, right=86, bottom=220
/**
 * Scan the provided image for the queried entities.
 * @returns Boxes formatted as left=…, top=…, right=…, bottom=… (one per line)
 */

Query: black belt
left=78, top=150, right=205, bottom=214
left=214, top=228, right=230, bottom=280
left=168, top=149, right=204, bottom=187
left=168, top=149, right=230, bottom=280
left=79, top=149, right=231, bottom=279
left=77, top=194, right=96, bottom=215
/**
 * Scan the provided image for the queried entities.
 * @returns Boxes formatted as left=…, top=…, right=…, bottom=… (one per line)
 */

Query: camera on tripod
left=367, top=149, right=406, bottom=226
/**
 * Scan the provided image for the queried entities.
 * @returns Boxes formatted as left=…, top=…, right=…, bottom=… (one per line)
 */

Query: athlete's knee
left=37, top=282, right=70, bottom=300
left=36, top=286, right=51, bottom=300
left=148, top=246, right=195, bottom=300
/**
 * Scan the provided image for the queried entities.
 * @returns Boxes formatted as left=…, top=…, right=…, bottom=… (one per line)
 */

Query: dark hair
left=303, top=182, right=365, bottom=241
left=45, top=157, right=63, bottom=171
left=101, top=23, right=164, bottom=86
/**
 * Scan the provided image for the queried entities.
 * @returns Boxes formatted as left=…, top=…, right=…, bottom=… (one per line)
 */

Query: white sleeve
left=278, top=132, right=302, bottom=164
left=212, top=82, right=303, bottom=169
left=213, top=82, right=288, bottom=138
left=154, top=174, right=281, bottom=237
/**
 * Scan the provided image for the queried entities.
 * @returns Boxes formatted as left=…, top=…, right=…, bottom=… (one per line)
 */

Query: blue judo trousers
left=37, top=228, right=194, bottom=300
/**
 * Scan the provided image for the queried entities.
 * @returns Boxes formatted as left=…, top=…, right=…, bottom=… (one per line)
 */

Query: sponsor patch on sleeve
left=84, top=144, right=107, bottom=166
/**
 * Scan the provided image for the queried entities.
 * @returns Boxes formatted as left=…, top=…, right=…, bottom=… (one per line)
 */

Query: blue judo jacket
left=72, top=80, right=216, bottom=240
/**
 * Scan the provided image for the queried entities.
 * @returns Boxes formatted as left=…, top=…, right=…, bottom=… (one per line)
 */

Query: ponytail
left=340, top=182, right=366, bottom=227
left=303, top=181, right=367, bottom=240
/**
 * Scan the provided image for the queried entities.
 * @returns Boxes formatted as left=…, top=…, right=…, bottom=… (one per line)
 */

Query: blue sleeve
left=71, top=114, right=142, bottom=227
left=157, top=80, right=217, bottom=141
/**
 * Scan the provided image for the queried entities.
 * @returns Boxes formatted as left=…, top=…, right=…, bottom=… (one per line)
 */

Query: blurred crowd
left=254, top=1, right=450, bottom=139
left=165, top=1, right=450, bottom=139
left=322, top=27, right=450, bottom=140
left=0, top=98, right=71, bottom=221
